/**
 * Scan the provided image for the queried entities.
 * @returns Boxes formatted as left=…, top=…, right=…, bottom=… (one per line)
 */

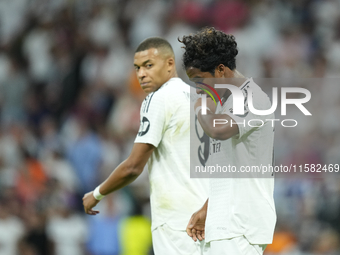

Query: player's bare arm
left=83, top=143, right=154, bottom=215
left=194, top=97, right=239, bottom=140
left=186, top=199, right=209, bottom=242
left=185, top=64, right=243, bottom=141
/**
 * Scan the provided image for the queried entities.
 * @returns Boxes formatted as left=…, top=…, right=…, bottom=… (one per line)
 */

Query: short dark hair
left=135, top=37, right=174, bottom=55
left=179, top=27, right=238, bottom=74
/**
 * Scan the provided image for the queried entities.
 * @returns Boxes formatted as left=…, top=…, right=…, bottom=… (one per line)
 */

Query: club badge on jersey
left=138, top=117, right=150, bottom=136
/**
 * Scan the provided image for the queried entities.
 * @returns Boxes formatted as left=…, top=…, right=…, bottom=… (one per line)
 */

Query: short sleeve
left=134, top=92, right=166, bottom=147
left=221, top=86, right=271, bottom=139
left=226, top=109, right=263, bottom=139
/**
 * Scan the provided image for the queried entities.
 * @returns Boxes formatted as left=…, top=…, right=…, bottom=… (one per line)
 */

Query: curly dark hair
left=179, top=27, right=238, bottom=74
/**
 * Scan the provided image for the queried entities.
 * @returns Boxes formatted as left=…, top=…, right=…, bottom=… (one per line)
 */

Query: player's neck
left=169, top=69, right=178, bottom=79
left=221, top=70, right=248, bottom=102
left=230, top=69, right=247, bottom=87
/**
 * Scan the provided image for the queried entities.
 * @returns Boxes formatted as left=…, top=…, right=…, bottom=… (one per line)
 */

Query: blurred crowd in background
left=0, top=0, right=340, bottom=254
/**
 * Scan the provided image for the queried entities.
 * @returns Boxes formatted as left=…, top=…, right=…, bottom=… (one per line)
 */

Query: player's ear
left=214, top=64, right=226, bottom=78
left=214, top=64, right=233, bottom=78
left=167, top=57, right=175, bottom=72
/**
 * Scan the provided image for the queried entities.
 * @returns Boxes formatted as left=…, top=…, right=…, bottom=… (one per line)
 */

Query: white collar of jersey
left=169, top=77, right=181, bottom=82
left=159, top=77, right=181, bottom=90
left=220, top=77, right=252, bottom=105
left=239, top=77, right=253, bottom=90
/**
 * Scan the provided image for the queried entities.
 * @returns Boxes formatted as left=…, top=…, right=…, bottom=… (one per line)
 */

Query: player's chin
left=142, top=87, right=154, bottom=94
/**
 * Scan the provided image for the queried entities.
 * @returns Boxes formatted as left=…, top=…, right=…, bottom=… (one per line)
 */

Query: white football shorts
left=202, top=236, right=267, bottom=255
left=152, top=224, right=203, bottom=255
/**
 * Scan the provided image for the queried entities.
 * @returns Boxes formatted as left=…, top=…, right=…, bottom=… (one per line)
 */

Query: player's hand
left=206, top=96, right=217, bottom=113
left=194, top=97, right=202, bottom=112
left=194, top=97, right=216, bottom=114
left=82, top=191, right=100, bottom=215
left=186, top=207, right=207, bottom=242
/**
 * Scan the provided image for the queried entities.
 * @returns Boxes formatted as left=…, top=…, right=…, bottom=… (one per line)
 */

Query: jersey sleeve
left=222, top=87, right=271, bottom=139
left=134, top=92, right=167, bottom=147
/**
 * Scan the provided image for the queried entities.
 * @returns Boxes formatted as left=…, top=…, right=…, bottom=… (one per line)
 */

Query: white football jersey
left=205, top=78, right=276, bottom=244
left=135, top=77, right=209, bottom=231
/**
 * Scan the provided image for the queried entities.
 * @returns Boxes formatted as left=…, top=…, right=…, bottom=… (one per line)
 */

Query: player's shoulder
left=160, top=77, right=189, bottom=91
left=242, top=78, right=271, bottom=108
left=155, top=77, right=190, bottom=99
left=241, top=78, right=262, bottom=95
left=140, top=78, right=189, bottom=112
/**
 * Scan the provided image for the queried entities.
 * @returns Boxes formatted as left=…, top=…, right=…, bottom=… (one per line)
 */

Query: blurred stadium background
left=0, top=0, right=340, bottom=254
